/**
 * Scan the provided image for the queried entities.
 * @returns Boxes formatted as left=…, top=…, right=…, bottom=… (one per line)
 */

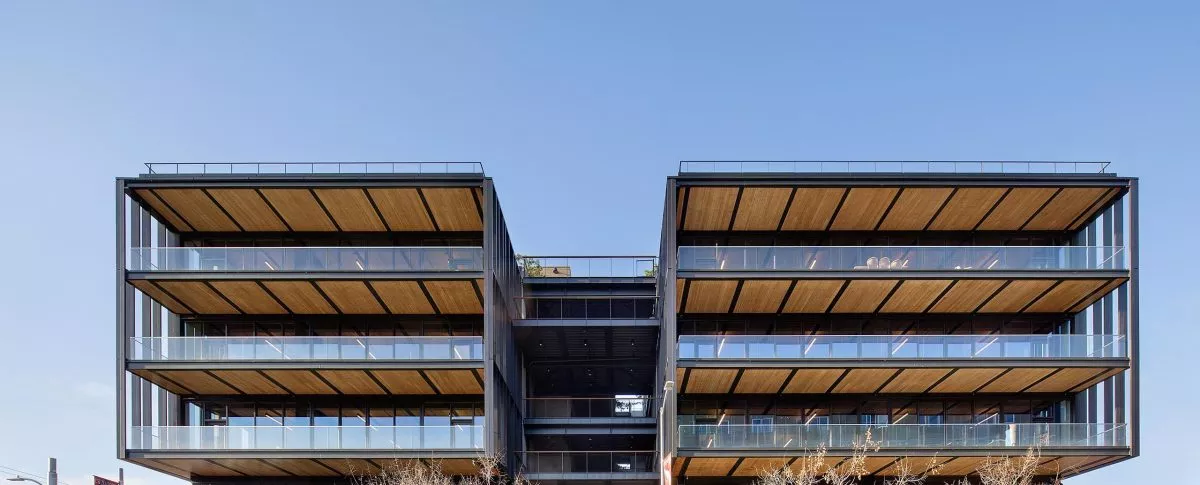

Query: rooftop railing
left=526, top=397, right=654, bottom=419
left=130, top=336, right=484, bottom=361
left=515, top=296, right=657, bottom=320
left=678, top=423, right=1127, bottom=450
left=517, top=451, right=657, bottom=474
left=678, top=334, right=1126, bottom=360
left=127, top=247, right=483, bottom=272
left=144, top=161, right=484, bottom=175
left=677, top=246, right=1126, bottom=272
left=678, top=161, right=1110, bottom=174
left=519, top=256, right=658, bottom=278
left=129, top=425, right=483, bottom=451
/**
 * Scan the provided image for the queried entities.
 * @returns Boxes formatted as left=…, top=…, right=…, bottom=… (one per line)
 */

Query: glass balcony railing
left=130, top=336, right=484, bottom=361
left=678, top=161, right=1111, bottom=174
left=526, top=397, right=653, bottom=419
left=678, top=423, right=1128, bottom=450
left=677, top=246, right=1126, bottom=272
left=128, top=425, right=484, bottom=450
left=517, top=451, right=657, bottom=474
left=678, top=334, right=1126, bottom=360
left=145, top=161, right=484, bottom=175
left=519, top=256, right=658, bottom=278
left=515, top=296, right=657, bottom=319
left=127, top=247, right=483, bottom=272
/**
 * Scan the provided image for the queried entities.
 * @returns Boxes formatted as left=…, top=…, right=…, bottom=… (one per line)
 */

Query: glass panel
left=128, top=247, right=484, bottom=272
left=676, top=335, right=1125, bottom=359
left=677, top=246, right=1127, bottom=271
left=131, top=336, right=485, bottom=361
left=675, top=422, right=1128, bottom=449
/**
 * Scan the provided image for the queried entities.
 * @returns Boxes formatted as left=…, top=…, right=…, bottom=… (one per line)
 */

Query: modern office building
left=116, top=161, right=1138, bottom=485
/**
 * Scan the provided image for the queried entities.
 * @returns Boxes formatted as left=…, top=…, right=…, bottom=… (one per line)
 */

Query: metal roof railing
left=144, top=161, right=484, bottom=175
left=518, top=256, right=659, bottom=278
left=678, top=161, right=1110, bottom=175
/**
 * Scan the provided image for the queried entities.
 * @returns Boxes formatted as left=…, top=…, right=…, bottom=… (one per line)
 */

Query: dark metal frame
left=662, top=172, right=1141, bottom=479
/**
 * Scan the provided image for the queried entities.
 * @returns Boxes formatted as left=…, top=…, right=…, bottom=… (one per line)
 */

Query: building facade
left=116, top=161, right=1137, bottom=484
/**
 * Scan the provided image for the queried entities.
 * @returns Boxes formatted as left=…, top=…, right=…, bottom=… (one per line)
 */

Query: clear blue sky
left=1, top=1, right=1197, bottom=483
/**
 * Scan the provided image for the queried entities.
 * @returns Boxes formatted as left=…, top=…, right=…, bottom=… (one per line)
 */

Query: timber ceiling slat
left=1025, top=279, right=1106, bottom=313
left=157, top=281, right=240, bottom=314
left=209, top=281, right=288, bottom=314
left=1027, top=367, right=1110, bottom=393
left=733, top=369, right=793, bottom=393
left=366, top=188, right=437, bottom=231
left=261, top=281, right=338, bottom=314
left=209, top=370, right=289, bottom=395
left=877, top=188, right=954, bottom=230
left=130, top=280, right=192, bottom=314
left=262, top=459, right=341, bottom=477
left=928, top=188, right=1008, bottom=230
left=210, top=459, right=291, bottom=477
left=832, top=368, right=897, bottom=393
left=880, top=368, right=952, bottom=393
left=978, top=368, right=1055, bottom=393
left=423, top=188, right=483, bottom=231
left=133, top=189, right=193, bottom=231
left=153, top=189, right=241, bottom=232
left=975, top=187, right=1058, bottom=230
left=927, top=280, right=1005, bottom=313
left=684, top=280, right=739, bottom=313
left=683, top=187, right=740, bottom=231
left=732, top=280, right=791, bottom=313
left=259, top=189, right=339, bottom=231
left=313, top=189, right=387, bottom=231
left=369, top=281, right=436, bottom=314
left=732, top=187, right=794, bottom=231
left=684, top=458, right=740, bottom=476
left=1024, top=187, right=1112, bottom=230
left=977, top=280, right=1055, bottom=313
left=424, top=280, right=483, bottom=314
left=425, top=369, right=485, bottom=394
left=206, top=189, right=289, bottom=231
left=1070, top=278, right=1125, bottom=313
left=263, top=370, right=336, bottom=395
left=316, top=370, right=385, bottom=394
left=831, top=280, right=898, bottom=313
left=783, top=369, right=846, bottom=393
left=159, top=370, right=239, bottom=395
left=782, top=280, right=845, bottom=313
left=930, top=368, right=1006, bottom=393
left=684, top=368, right=740, bottom=394
left=781, top=188, right=847, bottom=230
left=879, top=280, right=951, bottom=313
left=371, top=370, right=437, bottom=394
left=829, top=188, right=901, bottom=230
left=316, top=281, right=386, bottom=314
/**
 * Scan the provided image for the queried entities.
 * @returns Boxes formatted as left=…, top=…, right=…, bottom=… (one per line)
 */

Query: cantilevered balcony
left=678, top=422, right=1127, bottom=450
left=678, top=246, right=1125, bottom=272
left=126, top=247, right=485, bottom=316
left=128, top=246, right=483, bottom=273
left=676, top=246, right=1128, bottom=315
left=130, top=425, right=484, bottom=451
left=127, top=424, right=484, bottom=479
left=674, top=422, right=1129, bottom=479
left=128, top=336, right=485, bottom=396
left=676, top=335, right=1126, bottom=395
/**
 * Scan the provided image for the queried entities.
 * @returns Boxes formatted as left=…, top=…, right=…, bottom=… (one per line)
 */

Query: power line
left=0, top=464, right=73, bottom=485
